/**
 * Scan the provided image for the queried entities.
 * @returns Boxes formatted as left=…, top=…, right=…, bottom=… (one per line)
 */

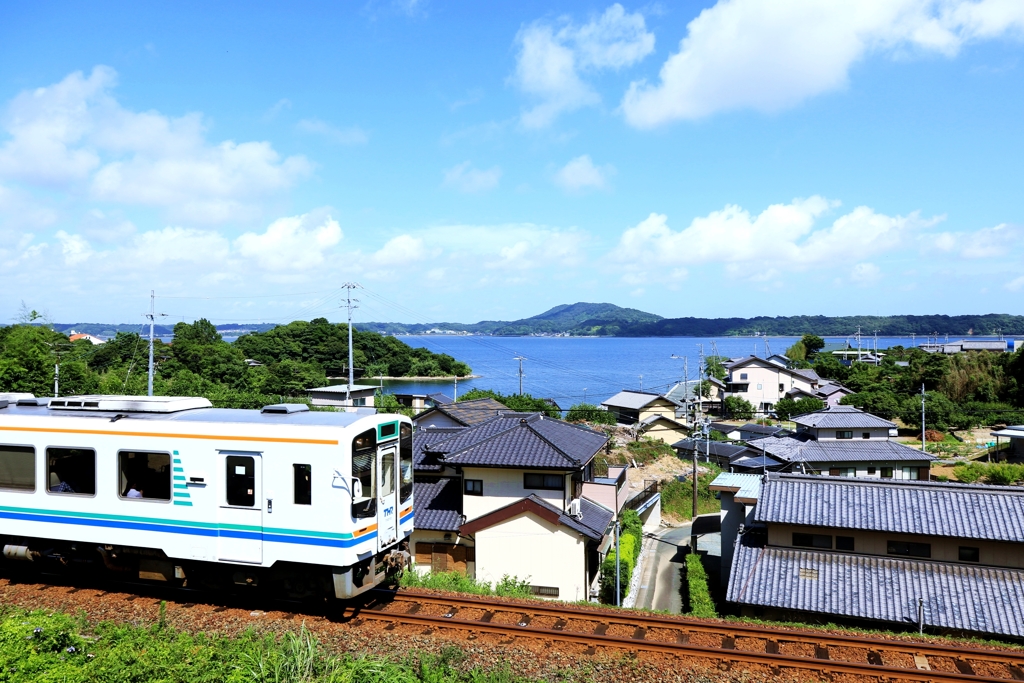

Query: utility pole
left=54, top=363, right=59, bottom=398
left=697, top=344, right=705, bottom=422
left=514, top=356, right=526, bottom=395
left=341, top=283, right=361, bottom=405
left=614, top=519, right=621, bottom=607
left=921, top=384, right=926, bottom=453
left=583, top=388, right=587, bottom=404
left=454, top=375, right=458, bottom=401
left=147, top=291, right=155, bottom=397
left=639, top=374, right=643, bottom=392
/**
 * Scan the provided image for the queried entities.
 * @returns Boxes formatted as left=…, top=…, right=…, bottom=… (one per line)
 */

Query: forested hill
left=621, top=314, right=1024, bottom=337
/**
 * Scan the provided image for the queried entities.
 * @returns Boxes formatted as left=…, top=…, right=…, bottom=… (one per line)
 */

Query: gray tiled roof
left=755, top=473, right=1024, bottom=542
left=790, top=368, right=821, bottom=383
left=423, top=413, right=607, bottom=470
left=791, top=405, right=895, bottom=429
left=527, top=494, right=611, bottom=542
left=416, top=397, right=508, bottom=426
left=710, top=422, right=740, bottom=435
left=816, top=382, right=851, bottom=397
left=672, top=438, right=752, bottom=460
left=412, top=478, right=463, bottom=531
left=601, top=390, right=676, bottom=410
left=730, top=453, right=785, bottom=470
left=413, top=426, right=463, bottom=471
left=728, top=542, right=1024, bottom=638
left=747, top=436, right=933, bottom=464
left=739, top=423, right=783, bottom=436
left=427, top=392, right=454, bottom=405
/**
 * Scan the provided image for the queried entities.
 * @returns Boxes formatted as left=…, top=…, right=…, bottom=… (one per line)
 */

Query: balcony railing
left=624, top=479, right=659, bottom=512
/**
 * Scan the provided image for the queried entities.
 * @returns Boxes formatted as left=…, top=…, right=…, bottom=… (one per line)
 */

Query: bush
left=599, top=510, right=643, bottom=604
left=625, top=438, right=675, bottom=464
left=686, top=554, right=717, bottom=618
left=660, top=466, right=722, bottom=520
left=953, top=462, right=985, bottom=483
left=985, top=463, right=1024, bottom=486
left=723, top=396, right=754, bottom=420
left=399, top=570, right=532, bottom=598
left=565, top=403, right=616, bottom=425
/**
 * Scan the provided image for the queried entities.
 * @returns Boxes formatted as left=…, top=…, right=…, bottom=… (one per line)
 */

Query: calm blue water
left=379, top=335, right=944, bottom=406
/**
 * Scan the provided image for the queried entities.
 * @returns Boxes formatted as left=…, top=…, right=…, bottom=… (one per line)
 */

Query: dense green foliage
left=685, top=554, right=718, bottom=618
left=722, top=396, right=755, bottom=420
left=399, top=570, right=532, bottom=598
left=774, top=396, right=824, bottom=420
left=660, top=465, right=722, bottom=521
left=832, top=346, right=1024, bottom=429
left=564, top=402, right=617, bottom=424
left=953, top=461, right=1024, bottom=485
left=785, top=334, right=825, bottom=362
left=456, top=388, right=560, bottom=417
left=599, top=509, right=642, bottom=604
left=628, top=314, right=1024, bottom=337
left=0, top=608, right=533, bottom=683
left=0, top=319, right=471, bottom=406
left=625, top=438, right=676, bottom=464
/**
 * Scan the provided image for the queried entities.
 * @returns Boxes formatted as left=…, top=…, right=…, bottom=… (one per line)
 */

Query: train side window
left=226, top=456, right=255, bottom=507
left=399, top=423, right=413, bottom=503
left=294, top=464, right=312, bottom=505
left=117, top=451, right=171, bottom=501
left=47, top=447, right=96, bottom=495
left=352, top=429, right=376, bottom=518
left=0, top=445, right=35, bottom=491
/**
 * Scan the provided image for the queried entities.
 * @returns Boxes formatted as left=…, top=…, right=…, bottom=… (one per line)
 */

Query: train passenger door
left=377, top=444, right=399, bottom=552
left=218, top=452, right=263, bottom=564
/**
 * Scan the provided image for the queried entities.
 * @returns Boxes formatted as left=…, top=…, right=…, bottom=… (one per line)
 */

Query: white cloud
left=1006, top=275, right=1024, bottom=292
left=513, top=4, right=654, bottom=127
left=612, top=197, right=938, bottom=283
left=621, top=0, right=1024, bottom=128
left=554, top=154, right=614, bottom=191
left=263, top=98, right=292, bottom=121
left=0, top=66, right=311, bottom=222
left=235, top=212, right=342, bottom=270
left=928, top=222, right=1018, bottom=258
left=850, top=262, right=882, bottom=286
left=296, top=118, right=369, bottom=145
left=131, top=227, right=231, bottom=265
left=55, top=230, right=92, bottom=265
left=423, top=223, right=589, bottom=271
left=369, top=234, right=436, bottom=267
left=442, top=161, right=502, bottom=192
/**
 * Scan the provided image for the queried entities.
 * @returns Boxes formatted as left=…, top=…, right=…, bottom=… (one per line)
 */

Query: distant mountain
left=357, top=302, right=663, bottom=336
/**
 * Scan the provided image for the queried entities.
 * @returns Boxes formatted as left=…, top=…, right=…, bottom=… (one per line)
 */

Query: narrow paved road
left=633, top=524, right=691, bottom=613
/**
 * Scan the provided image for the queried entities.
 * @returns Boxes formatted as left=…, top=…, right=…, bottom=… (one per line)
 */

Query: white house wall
left=473, top=511, right=587, bottom=601
left=462, top=467, right=567, bottom=521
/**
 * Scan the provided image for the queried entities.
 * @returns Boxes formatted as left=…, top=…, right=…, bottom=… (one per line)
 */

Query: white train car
left=0, top=394, right=413, bottom=599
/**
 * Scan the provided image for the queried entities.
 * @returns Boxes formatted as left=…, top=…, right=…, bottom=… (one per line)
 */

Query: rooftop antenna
left=146, top=290, right=168, bottom=397
left=514, top=355, right=526, bottom=395
left=341, top=283, right=361, bottom=406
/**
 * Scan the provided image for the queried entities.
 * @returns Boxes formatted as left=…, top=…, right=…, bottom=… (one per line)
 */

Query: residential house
left=68, top=332, right=105, bottom=345
left=990, top=425, right=1024, bottom=460
left=724, top=473, right=1024, bottom=638
left=738, top=423, right=785, bottom=441
left=412, top=397, right=508, bottom=428
left=664, top=378, right=725, bottom=420
left=634, top=414, right=690, bottom=444
left=307, top=384, right=377, bottom=408
left=674, top=439, right=785, bottom=473
left=746, top=405, right=934, bottom=479
left=710, top=422, right=742, bottom=440
left=784, top=380, right=853, bottom=408
left=920, top=339, right=1011, bottom=354
left=411, top=413, right=616, bottom=601
left=393, top=392, right=453, bottom=412
left=722, top=356, right=820, bottom=415
left=601, top=389, right=680, bottom=425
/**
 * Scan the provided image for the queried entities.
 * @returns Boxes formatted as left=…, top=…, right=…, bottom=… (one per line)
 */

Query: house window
left=353, top=397, right=366, bottom=406
left=0, top=445, right=35, bottom=491
left=862, top=432, right=870, bottom=439
left=464, top=479, right=483, bottom=496
left=524, top=473, right=563, bottom=491
left=293, top=464, right=312, bottom=505
left=828, top=467, right=855, bottom=477
left=740, top=373, right=748, bottom=380
left=959, top=546, right=980, bottom=562
left=779, top=384, right=785, bottom=392
left=836, top=536, right=855, bottom=551
left=836, top=431, right=853, bottom=439
left=756, top=383, right=763, bottom=390
left=867, top=467, right=876, bottom=475
left=727, top=384, right=749, bottom=393
left=901, top=466, right=921, bottom=480
left=887, top=540, right=931, bottom=558
left=530, top=585, right=559, bottom=597
left=47, top=447, right=96, bottom=495
left=881, top=467, right=893, bottom=478
left=118, top=451, right=171, bottom=501
left=793, top=533, right=832, bottom=549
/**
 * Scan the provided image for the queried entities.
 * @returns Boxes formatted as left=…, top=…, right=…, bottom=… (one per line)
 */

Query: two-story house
left=722, top=473, right=1024, bottom=639
left=412, top=397, right=508, bottom=429
left=723, top=356, right=820, bottom=414
left=601, top=389, right=681, bottom=425
left=411, top=412, right=616, bottom=601
left=747, top=405, right=934, bottom=478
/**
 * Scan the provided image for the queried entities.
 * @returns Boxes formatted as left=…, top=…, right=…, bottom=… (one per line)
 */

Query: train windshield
left=351, top=429, right=376, bottom=518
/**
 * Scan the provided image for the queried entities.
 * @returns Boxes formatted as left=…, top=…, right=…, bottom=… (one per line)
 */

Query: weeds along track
left=353, top=589, right=1024, bottom=682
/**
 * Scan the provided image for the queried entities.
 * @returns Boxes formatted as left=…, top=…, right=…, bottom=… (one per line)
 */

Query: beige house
left=635, top=414, right=690, bottom=444
left=307, top=383, right=377, bottom=409
left=411, top=413, right=616, bottom=600
left=601, top=390, right=680, bottom=425
left=723, top=356, right=820, bottom=414
left=722, top=473, right=1024, bottom=639
left=412, top=397, right=507, bottom=429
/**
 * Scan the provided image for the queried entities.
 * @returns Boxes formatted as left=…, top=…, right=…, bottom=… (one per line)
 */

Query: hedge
left=686, top=553, right=717, bottom=618
left=599, top=511, right=643, bottom=604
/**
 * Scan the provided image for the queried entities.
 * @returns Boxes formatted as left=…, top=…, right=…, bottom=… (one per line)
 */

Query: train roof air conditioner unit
left=47, top=395, right=213, bottom=413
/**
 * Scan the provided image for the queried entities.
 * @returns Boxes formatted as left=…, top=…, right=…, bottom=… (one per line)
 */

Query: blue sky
left=2, top=0, right=1024, bottom=326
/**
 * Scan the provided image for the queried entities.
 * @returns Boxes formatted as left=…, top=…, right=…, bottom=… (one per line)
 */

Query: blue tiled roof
left=755, top=473, right=1024, bottom=542
left=413, top=426, right=462, bottom=471
left=422, top=413, right=607, bottom=470
left=747, top=436, right=935, bottom=464
left=728, top=542, right=1024, bottom=638
left=412, top=477, right=462, bottom=531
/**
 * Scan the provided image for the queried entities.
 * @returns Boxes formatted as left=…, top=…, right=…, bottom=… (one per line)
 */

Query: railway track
left=352, top=589, right=1024, bottom=682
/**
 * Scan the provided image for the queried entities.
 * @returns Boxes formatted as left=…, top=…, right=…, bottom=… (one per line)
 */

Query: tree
left=800, top=335, right=825, bottom=358
left=899, top=391, right=969, bottom=431
left=458, top=388, right=560, bottom=418
left=723, top=396, right=755, bottom=420
left=785, top=341, right=807, bottom=362
left=775, top=396, right=824, bottom=420
left=705, top=356, right=727, bottom=381
left=774, top=397, right=800, bottom=420
left=840, top=390, right=901, bottom=420
left=566, top=403, right=616, bottom=425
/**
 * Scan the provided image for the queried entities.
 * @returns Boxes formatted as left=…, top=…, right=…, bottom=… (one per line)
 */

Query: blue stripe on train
left=0, top=510, right=377, bottom=549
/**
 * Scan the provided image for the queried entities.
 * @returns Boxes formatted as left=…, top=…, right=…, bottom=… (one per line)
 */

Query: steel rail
left=384, top=589, right=1024, bottom=665
left=354, top=606, right=1013, bottom=683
